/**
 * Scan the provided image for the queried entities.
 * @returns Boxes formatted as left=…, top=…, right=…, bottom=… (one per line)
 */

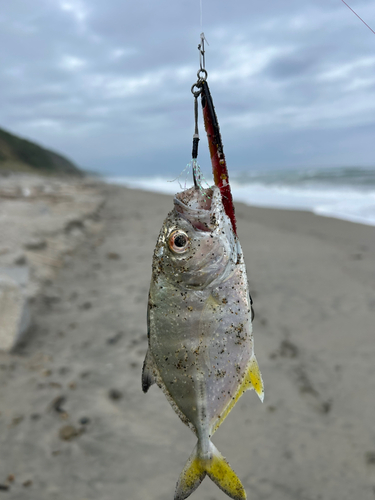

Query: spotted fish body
left=142, top=185, right=263, bottom=500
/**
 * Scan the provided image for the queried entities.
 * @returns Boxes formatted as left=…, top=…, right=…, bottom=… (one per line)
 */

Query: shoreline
left=106, top=172, right=375, bottom=228
left=0, top=179, right=374, bottom=499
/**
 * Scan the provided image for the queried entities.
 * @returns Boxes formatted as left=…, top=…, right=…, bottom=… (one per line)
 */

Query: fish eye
left=168, top=230, right=189, bottom=253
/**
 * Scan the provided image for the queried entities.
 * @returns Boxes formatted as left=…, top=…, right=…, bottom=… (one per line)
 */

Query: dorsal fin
left=142, top=350, right=157, bottom=393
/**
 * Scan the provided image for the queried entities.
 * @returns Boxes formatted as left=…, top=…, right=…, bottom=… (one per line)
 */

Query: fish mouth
left=174, top=186, right=214, bottom=211
left=174, top=186, right=219, bottom=231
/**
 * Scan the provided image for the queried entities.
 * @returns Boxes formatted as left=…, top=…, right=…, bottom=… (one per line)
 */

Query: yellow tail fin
left=175, top=442, right=246, bottom=500
left=174, top=444, right=206, bottom=500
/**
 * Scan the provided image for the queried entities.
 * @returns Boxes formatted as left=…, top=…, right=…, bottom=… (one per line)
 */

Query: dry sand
left=0, top=178, right=375, bottom=500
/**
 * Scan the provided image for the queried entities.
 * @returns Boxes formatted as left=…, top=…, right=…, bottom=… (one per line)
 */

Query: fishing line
left=172, top=5, right=210, bottom=196
left=341, top=0, right=375, bottom=35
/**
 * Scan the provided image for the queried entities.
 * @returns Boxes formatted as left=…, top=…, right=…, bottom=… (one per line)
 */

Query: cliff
left=0, top=127, right=82, bottom=176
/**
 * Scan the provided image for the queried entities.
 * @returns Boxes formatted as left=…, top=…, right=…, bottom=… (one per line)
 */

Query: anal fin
left=213, top=353, right=264, bottom=434
left=246, top=354, right=264, bottom=402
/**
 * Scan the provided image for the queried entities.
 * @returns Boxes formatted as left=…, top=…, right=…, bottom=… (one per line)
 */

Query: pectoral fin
left=142, top=349, right=156, bottom=393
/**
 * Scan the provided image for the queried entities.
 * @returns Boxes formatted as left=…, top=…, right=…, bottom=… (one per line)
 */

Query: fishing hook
left=191, top=32, right=209, bottom=97
left=190, top=33, right=211, bottom=189
left=197, top=32, right=208, bottom=81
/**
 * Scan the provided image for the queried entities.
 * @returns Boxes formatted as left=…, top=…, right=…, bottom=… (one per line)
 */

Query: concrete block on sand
left=0, top=268, right=30, bottom=352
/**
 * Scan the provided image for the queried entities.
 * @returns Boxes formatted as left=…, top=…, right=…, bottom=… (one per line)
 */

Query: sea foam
left=107, top=166, right=375, bottom=227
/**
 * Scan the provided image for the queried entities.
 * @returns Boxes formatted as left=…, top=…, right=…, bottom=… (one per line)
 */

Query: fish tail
left=205, top=441, right=247, bottom=500
left=175, top=441, right=246, bottom=500
left=174, top=443, right=206, bottom=500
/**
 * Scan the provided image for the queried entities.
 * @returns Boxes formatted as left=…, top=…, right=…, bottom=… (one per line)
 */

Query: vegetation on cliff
left=0, top=127, right=82, bottom=175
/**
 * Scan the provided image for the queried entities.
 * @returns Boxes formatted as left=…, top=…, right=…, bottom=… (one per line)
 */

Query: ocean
left=107, top=166, right=375, bottom=227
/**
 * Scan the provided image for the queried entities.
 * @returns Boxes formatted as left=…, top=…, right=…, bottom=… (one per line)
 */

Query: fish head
left=152, top=185, right=238, bottom=289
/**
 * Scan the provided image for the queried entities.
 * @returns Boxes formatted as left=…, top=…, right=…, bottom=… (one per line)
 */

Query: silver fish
left=142, top=185, right=264, bottom=500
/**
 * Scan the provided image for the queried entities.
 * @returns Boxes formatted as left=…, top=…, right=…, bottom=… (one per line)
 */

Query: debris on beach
left=0, top=174, right=104, bottom=351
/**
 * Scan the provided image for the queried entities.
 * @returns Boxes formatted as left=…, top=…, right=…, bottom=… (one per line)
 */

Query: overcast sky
left=1, top=0, right=375, bottom=175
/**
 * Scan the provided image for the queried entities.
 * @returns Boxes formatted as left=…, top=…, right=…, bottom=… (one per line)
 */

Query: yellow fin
left=247, top=354, right=264, bottom=402
left=213, top=354, right=264, bottom=434
left=206, top=442, right=247, bottom=500
left=175, top=441, right=246, bottom=500
left=175, top=444, right=206, bottom=500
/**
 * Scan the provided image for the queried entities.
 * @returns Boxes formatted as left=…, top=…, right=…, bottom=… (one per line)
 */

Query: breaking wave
left=107, top=166, right=375, bottom=227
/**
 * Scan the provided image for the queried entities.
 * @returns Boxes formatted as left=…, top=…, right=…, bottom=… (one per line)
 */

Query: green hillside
left=0, top=127, right=82, bottom=176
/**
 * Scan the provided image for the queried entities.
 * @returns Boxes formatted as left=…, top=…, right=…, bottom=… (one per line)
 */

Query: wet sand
left=0, top=179, right=375, bottom=500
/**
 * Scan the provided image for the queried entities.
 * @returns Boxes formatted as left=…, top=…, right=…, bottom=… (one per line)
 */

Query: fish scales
left=143, top=185, right=263, bottom=500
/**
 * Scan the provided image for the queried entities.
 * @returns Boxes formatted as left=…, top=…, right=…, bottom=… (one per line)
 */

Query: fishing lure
left=191, top=34, right=237, bottom=235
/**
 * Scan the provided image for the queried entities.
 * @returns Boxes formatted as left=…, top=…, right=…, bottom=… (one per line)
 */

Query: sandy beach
left=0, top=176, right=375, bottom=500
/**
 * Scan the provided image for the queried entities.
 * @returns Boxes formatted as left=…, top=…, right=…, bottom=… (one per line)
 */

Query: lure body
left=200, top=80, right=237, bottom=236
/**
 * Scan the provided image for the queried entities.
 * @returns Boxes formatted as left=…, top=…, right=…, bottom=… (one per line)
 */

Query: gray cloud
left=1, top=0, right=375, bottom=174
